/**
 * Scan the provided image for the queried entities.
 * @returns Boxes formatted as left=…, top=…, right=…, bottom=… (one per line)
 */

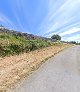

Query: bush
left=51, top=34, right=61, bottom=41
left=0, top=33, right=56, bottom=57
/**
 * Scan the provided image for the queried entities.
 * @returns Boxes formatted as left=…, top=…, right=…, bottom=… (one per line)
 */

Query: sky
left=0, top=0, right=80, bottom=42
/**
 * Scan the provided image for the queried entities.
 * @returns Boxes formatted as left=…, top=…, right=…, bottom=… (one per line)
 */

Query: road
left=12, top=45, right=80, bottom=92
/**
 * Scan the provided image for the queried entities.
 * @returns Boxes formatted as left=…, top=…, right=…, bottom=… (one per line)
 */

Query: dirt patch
left=0, top=44, right=72, bottom=92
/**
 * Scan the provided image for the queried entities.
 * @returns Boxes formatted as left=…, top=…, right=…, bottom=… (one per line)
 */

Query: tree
left=51, top=34, right=61, bottom=41
left=70, top=41, right=76, bottom=44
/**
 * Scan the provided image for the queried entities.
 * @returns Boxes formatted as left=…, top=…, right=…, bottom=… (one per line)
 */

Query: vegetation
left=51, top=34, right=61, bottom=41
left=70, top=41, right=80, bottom=45
left=0, top=32, right=56, bottom=57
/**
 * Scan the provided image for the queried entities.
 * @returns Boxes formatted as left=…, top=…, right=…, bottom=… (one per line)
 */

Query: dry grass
left=0, top=44, right=72, bottom=92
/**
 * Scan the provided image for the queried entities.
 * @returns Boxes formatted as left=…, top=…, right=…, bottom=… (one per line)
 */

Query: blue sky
left=0, top=0, right=80, bottom=41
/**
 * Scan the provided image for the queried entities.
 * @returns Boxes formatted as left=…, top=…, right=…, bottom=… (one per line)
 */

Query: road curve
left=12, top=45, right=80, bottom=92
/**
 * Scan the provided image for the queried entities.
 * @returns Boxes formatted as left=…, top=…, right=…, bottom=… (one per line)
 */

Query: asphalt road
left=12, top=45, right=80, bottom=92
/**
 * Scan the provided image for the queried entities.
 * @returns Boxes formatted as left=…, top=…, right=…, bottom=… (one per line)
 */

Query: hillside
left=0, top=26, right=51, bottom=40
left=0, top=26, right=73, bottom=92
left=0, top=26, right=55, bottom=57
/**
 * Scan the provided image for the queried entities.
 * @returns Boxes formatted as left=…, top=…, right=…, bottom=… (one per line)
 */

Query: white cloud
left=39, top=0, right=80, bottom=38
left=50, top=0, right=80, bottom=20
left=60, top=27, right=80, bottom=36
left=65, top=35, right=80, bottom=41
left=0, top=13, right=14, bottom=28
left=0, top=13, right=24, bottom=32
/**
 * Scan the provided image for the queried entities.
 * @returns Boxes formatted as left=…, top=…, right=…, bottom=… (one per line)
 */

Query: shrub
left=0, top=33, right=57, bottom=57
left=51, top=34, right=61, bottom=41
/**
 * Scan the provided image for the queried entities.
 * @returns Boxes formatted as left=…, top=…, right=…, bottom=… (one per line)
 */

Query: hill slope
left=0, top=26, right=51, bottom=40
left=0, top=27, right=54, bottom=56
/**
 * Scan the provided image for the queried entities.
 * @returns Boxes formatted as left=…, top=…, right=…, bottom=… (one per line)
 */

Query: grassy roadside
left=0, top=32, right=57, bottom=57
left=0, top=44, right=72, bottom=92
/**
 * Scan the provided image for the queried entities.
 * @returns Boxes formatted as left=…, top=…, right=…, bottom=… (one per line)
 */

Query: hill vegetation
left=0, top=27, right=60, bottom=57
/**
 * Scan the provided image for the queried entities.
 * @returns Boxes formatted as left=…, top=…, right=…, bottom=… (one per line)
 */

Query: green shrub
left=0, top=33, right=58, bottom=57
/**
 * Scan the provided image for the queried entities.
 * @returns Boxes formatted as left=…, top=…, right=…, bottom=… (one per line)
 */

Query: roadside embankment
left=0, top=44, right=72, bottom=92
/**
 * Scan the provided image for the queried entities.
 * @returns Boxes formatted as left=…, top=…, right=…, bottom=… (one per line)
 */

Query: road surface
left=12, top=45, right=80, bottom=92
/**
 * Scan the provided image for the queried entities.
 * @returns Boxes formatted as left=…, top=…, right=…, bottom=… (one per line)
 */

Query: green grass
left=0, top=33, right=57, bottom=57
